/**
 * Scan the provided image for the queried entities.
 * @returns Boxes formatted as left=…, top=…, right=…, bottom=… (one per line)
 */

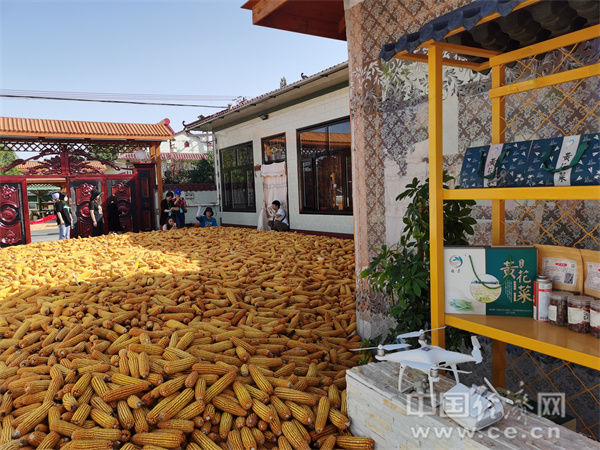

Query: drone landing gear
left=398, top=365, right=440, bottom=408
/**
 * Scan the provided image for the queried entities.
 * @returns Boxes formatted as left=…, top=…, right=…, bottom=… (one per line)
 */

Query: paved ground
left=30, top=223, right=60, bottom=242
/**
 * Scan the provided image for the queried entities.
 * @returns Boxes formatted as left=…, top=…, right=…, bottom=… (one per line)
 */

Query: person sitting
left=267, top=200, right=289, bottom=232
left=162, top=216, right=177, bottom=231
left=197, top=207, right=218, bottom=227
left=160, top=192, right=175, bottom=229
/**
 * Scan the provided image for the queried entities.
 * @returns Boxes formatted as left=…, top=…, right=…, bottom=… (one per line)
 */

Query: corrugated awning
left=380, top=0, right=599, bottom=62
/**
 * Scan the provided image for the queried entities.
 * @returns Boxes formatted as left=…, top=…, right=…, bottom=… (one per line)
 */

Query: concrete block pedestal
left=346, top=361, right=596, bottom=449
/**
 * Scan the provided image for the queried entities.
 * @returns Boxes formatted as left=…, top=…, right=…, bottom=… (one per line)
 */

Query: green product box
left=444, top=246, right=537, bottom=317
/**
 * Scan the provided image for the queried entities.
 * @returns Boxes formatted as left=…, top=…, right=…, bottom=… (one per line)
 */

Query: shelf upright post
left=491, top=63, right=507, bottom=387
left=428, top=43, right=445, bottom=348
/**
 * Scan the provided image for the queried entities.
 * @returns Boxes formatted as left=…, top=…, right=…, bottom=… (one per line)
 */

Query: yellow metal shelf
left=443, top=185, right=600, bottom=200
left=445, top=313, right=600, bottom=370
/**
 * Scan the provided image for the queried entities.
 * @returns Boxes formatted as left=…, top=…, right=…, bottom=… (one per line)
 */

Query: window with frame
left=298, top=118, right=352, bottom=214
left=220, top=142, right=256, bottom=212
left=262, top=134, right=286, bottom=164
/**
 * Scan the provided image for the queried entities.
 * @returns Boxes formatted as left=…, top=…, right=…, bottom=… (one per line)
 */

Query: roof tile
left=0, top=116, right=173, bottom=140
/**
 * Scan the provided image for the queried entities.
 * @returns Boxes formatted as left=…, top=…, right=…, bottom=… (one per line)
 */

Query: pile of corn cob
left=0, top=228, right=374, bottom=449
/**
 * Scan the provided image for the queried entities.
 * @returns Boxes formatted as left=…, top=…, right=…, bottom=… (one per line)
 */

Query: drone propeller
left=396, top=326, right=446, bottom=340
left=483, top=377, right=514, bottom=405
left=471, top=336, right=482, bottom=363
left=350, top=343, right=411, bottom=352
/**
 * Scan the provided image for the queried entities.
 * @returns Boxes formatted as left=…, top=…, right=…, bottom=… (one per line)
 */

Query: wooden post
left=152, top=143, right=164, bottom=204
left=491, top=63, right=507, bottom=387
left=428, top=43, right=445, bottom=348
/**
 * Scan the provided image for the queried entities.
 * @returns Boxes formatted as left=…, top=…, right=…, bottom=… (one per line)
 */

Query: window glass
left=298, top=119, right=352, bottom=214
left=262, top=134, right=286, bottom=164
left=220, top=143, right=255, bottom=212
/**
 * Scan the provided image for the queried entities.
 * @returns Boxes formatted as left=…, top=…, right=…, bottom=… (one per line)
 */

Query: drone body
left=361, top=327, right=482, bottom=406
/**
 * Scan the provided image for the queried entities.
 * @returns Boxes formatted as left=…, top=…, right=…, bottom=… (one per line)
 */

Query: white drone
left=353, top=326, right=482, bottom=406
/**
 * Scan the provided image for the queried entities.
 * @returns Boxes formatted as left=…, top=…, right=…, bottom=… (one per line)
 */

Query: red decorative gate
left=0, top=117, right=171, bottom=246
left=0, top=180, right=29, bottom=247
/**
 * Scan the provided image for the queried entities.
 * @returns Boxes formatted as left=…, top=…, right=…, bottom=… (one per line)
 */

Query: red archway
left=0, top=117, right=172, bottom=246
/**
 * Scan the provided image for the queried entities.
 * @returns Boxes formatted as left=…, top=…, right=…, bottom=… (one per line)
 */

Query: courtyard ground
left=0, top=227, right=374, bottom=448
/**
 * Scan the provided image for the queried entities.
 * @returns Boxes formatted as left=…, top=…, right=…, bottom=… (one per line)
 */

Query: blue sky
left=0, top=0, right=348, bottom=131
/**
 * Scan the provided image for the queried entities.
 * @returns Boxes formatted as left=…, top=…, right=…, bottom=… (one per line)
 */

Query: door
left=69, top=180, right=101, bottom=238
left=106, top=179, right=136, bottom=232
left=134, top=164, right=156, bottom=231
left=0, top=181, right=28, bottom=247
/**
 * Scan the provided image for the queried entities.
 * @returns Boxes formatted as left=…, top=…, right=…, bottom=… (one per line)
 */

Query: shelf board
left=445, top=313, right=600, bottom=370
left=443, top=185, right=600, bottom=200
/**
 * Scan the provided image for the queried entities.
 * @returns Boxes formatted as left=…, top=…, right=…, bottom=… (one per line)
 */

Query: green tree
left=186, top=152, right=215, bottom=184
left=0, top=145, right=21, bottom=175
left=361, top=172, right=476, bottom=351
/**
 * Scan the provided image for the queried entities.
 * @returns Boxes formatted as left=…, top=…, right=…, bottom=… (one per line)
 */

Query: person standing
left=173, top=189, right=187, bottom=229
left=52, top=192, right=67, bottom=240
left=89, top=189, right=104, bottom=236
left=59, top=192, right=72, bottom=239
left=107, top=196, right=121, bottom=233
left=160, top=191, right=175, bottom=229
left=267, top=200, right=289, bottom=232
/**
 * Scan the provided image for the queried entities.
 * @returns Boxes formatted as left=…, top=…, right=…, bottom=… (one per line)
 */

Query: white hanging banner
left=258, top=162, right=288, bottom=230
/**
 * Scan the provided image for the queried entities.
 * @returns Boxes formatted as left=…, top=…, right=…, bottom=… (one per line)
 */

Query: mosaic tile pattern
left=346, top=0, right=599, bottom=437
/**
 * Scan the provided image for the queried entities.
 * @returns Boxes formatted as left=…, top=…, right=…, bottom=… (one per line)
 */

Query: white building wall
left=214, top=86, right=353, bottom=235
left=160, top=132, right=208, bottom=155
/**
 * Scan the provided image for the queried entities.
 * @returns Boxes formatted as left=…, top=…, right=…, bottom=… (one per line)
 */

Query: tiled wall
left=344, top=0, right=599, bottom=439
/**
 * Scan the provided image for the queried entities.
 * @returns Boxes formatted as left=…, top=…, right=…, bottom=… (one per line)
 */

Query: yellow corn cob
left=127, top=394, right=143, bottom=409
left=270, top=395, right=292, bottom=420
left=240, top=426, right=257, bottom=450
left=102, top=380, right=150, bottom=403
left=328, top=384, right=341, bottom=409
left=227, top=428, right=244, bottom=450
left=72, top=372, right=92, bottom=397
left=251, top=399, right=274, bottom=423
left=158, top=388, right=194, bottom=422
left=292, top=419, right=311, bottom=444
left=203, top=403, right=216, bottom=422
left=232, top=381, right=252, bottom=410
left=117, top=400, right=134, bottom=429
left=315, top=396, right=330, bottom=433
left=138, top=352, right=150, bottom=378
left=119, top=444, right=138, bottom=450
left=90, top=396, right=113, bottom=415
left=328, top=408, right=350, bottom=431
left=71, top=428, right=130, bottom=441
left=62, top=392, right=78, bottom=412
left=319, top=434, right=337, bottom=450
left=191, top=429, right=221, bottom=450
left=71, top=403, right=91, bottom=426
left=13, top=401, right=52, bottom=438
left=248, top=364, right=274, bottom=394
left=158, top=376, right=186, bottom=397
left=281, top=421, right=310, bottom=450
left=219, top=411, right=233, bottom=439
left=251, top=427, right=265, bottom=446
left=49, top=419, right=82, bottom=437
left=90, top=376, right=109, bottom=397
left=90, top=408, right=119, bottom=429
left=173, top=400, right=205, bottom=420
left=204, top=370, right=237, bottom=403
left=131, top=430, right=184, bottom=447
left=118, top=349, right=130, bottom=376
left=186, top=443, right=202, bottom=450
left=212, top=395, right=247, bottom=417
left=36, top=430, right=61, bottom=449
left=185, top=370, right=199, bottom=389
left=285, top=401, right=314, bottom=426
left=278, top=435, right=294, bottom=450
left=175, top=331, right=195, bottom=350
left=244, top=384, right=269, bottom=404
left=274, top=388, right=317, bottom=406
left=145, top=393, right=178, bottom=425
left=194, top=377, right=206, bottom=401
left=157, top=419, right=194, bottom=433
left=132, top=406, right=149, bottom=433
left=336, top=436, right=375, bottom=449
left=191, top=363, right=235, bottom=375
left=269, top=405, right=282, bottom=436
left=341, top=389, right=347, bottom=415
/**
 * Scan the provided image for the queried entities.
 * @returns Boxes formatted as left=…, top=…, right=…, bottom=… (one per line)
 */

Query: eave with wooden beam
left=241, top=0, right=346, bottom=41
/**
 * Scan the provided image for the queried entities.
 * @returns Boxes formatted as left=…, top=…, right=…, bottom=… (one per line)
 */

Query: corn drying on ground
left=0, top=227, right=375, bottom=449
